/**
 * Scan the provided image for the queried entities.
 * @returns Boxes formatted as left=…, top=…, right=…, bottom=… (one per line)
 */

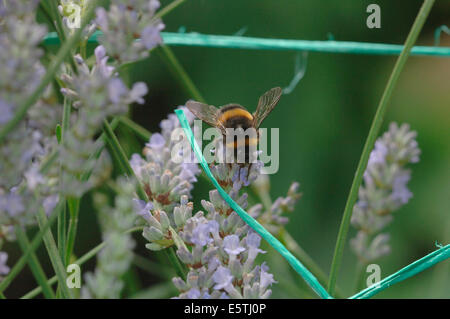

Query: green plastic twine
left=43, top=31, right=450, bottom=57
left=175, top=109, right=332, bottom=300
left=349, top=244, right=449, bottom=299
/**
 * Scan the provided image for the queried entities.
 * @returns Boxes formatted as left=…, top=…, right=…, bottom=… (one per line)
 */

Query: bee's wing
left=253, top=87, right=282, bottom=129
left=186, top=100, right=225, bottom=133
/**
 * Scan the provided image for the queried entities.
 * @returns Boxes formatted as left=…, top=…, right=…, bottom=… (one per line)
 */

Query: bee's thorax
left=218, top=104, right=254, bottom=129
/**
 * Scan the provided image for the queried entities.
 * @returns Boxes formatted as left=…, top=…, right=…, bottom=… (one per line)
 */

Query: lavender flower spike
left=82, top=178, right=137, bottom=299
left=0, top=0, right=60, bottom=239
left=351, top=122, right=420, bottom=262
left=60, top=47, right=148, bottom=197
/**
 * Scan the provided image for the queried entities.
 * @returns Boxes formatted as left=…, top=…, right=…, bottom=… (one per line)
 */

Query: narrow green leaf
left=102, top=120, right=147, bottom=200
left=55, top=124, right=62, bottom=144
left=80, top=118, right=120, bottom=182
left=132, top=254, right=174, bottom=279
left=21, top=226, right=144, bottom=299
left=59, top=97, right=71, bottom=265
left=65, top=197, right=80, bottom=265
left=130, top=282, right=175, bottom=299
left=157, top=44, right=206, bottom=103
left=58, top=203, right=67, bottom=263
left=153, top=0, right=187, bottom=21
left=118, top=116, right=151, bottom=141
left=61, top=97, right=71, bottom=140
left=122, top=268, right=141, bottom=296
left=44, top=0, right=67, bottom=43
left=36, top=208, right=74, bottom=299
left=164, top=246, right=187, bottom=281
left=0, top=201, right=62, bottom=294
left=15, top=227, right=56, bottom=299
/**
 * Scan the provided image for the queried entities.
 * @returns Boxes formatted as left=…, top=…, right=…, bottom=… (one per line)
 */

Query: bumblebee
left=186, top=87, right=282, bottom=163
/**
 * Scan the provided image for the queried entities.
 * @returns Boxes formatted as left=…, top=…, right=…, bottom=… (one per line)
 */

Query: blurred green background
left=5, top=0, right=450, bottom=298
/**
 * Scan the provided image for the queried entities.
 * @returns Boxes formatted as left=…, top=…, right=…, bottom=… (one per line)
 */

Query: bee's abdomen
left=224, top=136, right=258, bottom=163
left=218, top=104, right=253, bottom=129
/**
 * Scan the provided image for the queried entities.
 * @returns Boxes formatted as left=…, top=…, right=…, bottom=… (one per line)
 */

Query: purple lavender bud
left=5, top=192, right=25, bottom=218
left=95, top=45, right=107, bottom=61
left=148, top=0, right=161, bottom=11
left=207, top=220, right=220, bottom=234
left=367, top=140, right=388, bottom=167
left=43, top=195, right=59, bottom=216
left=129, top=82, right=148, bottom=104
left=0, top=252, right=10, bottom=275
left=186, top=288, right=201, bottom=299
left=246, top=232, right=262, bottom=248
left=0, top=99, right=13, bottom=124
left=147, top=133, right=165, bottom=150
left=191, top=223, right=214, bottom=247
left=172, top=277, right=188, bottom=291
left=130, top=154, right=145, bottom=177
left=133, top=199, right=154, bottom=219
left=141, top=23, right=164, bottom=50
left=260, top=265, right=276, bottom=290
left=95, top=45, right=114, bottom=77
left=223, top=235, right=246, bottom=257
left=108, top=78, right=128, bottom=104
left=391, top=171, right=412, bottom=204
left=24, top=164, right=45, bottom=190
left=212, top=266, right=233, bottom=290
left=95, top=6, right=109, bottom=28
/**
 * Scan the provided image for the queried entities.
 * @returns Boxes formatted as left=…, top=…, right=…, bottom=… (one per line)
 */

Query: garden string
left=44, top=31, right=450, bottom=57
left=349, top=243, right=449, bottom=299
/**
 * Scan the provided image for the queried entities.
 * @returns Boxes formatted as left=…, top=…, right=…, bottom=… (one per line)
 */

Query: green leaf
left=130, top=282, right=175, bottom=299
left=118, top=116, right=151, bottom=141
left=65, top=197, right=80, bottom=265
left=36, top=208, right=74, bottom=299
left=55, top=124, right=62, bottom=144
left=15, top=227, right=56, bottom=299
left=0, top=201, right=62, bottom=294
left=21, top=226, right=144, bottom=299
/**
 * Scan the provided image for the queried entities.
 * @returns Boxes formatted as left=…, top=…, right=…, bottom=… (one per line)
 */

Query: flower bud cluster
left=131, top=107, right=200, bottom=250
left=251, top=181, right=302, bottom=234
